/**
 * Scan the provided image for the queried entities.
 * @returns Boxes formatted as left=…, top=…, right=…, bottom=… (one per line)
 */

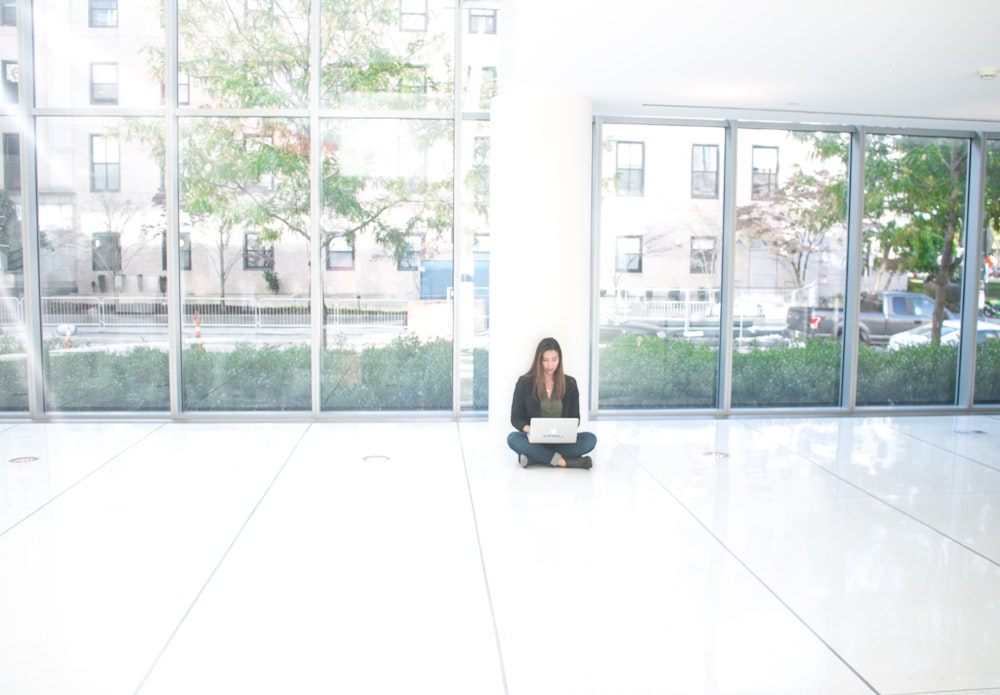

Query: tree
left=803, top=133, right=968, bottom=343
left=736, top=167, right=846, bottom=289
left=132, top=0, right=453, bottom=301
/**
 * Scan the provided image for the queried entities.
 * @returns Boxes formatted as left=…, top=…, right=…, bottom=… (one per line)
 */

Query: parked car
left=887, top=319, right=1000, bottom=350
left=599, top=314, right=667, bottom=344
left=786, top=291, right=955, bottom=346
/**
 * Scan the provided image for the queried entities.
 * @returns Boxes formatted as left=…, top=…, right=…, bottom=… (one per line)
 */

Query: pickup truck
left=785, top=291, right=952, bottom=346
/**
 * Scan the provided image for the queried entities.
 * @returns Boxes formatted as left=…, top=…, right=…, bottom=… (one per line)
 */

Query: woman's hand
left=523, top=424, right=531, bottom=434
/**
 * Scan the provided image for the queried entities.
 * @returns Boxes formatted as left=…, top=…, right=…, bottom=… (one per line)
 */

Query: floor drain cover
left=9, top=456, right=39, bottom=463
left=704, top=451, right=730, bottom=459
left=363, top=455, right=390, bottom=462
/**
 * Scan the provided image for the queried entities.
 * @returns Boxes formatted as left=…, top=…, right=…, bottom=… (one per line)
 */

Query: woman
left=507, top=337, right=597, bottom=469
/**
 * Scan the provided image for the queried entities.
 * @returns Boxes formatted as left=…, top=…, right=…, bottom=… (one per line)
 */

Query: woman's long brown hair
left=525, top=337, right=566, bottom=402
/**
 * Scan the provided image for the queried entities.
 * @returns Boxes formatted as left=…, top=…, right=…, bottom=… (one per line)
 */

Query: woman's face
left=540, top=349, right=560, bottom=377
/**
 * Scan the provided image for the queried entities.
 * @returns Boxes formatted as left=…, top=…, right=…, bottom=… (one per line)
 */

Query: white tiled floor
left=1, top=415, right=999, bottom=695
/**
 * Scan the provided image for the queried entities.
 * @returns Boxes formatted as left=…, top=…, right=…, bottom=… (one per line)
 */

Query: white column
left=487, top=90, right=593, bottom=434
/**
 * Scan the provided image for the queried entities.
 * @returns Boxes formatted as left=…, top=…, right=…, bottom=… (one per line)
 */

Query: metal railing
left=0, top=295, right=411, bottom=330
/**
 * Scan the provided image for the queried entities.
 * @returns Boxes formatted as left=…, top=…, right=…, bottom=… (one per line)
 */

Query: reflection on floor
left=1, top=414, right=999, bottom=695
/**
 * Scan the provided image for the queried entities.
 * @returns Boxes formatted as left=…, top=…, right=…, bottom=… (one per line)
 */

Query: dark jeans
left=506, top=430, right=597, bottom=465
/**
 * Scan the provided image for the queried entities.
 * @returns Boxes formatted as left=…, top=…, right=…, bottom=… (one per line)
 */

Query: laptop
left=528, top=417, right=579, bottom=444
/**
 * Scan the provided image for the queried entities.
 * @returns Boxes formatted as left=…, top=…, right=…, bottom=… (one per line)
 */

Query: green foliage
left=974, top=338, right=1000, bottom=403
left=599, top=335, right=717, bottom=408
left=856, top=344, right=957, bottom=406
left=323, top=335, right=452, bottom=410
left=44, top=346, right=170, bottom=411
left=0, top=337, right=28, bottom=411
left=731, top=339, right=842, bottom=407
left=184, top=343, right=311, bottom=410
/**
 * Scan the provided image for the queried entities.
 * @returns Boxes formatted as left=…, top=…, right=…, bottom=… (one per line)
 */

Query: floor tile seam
left=733, top=419, right=1000, bottom=570
left=0, top=422, right=169, bottom=539
left=882, top=420, right=1000, bottom=475
left=132, top=422, right=314, bottom=695
left=607, top=427, right=884, bottom=694
left=455, top=421, right=510, bottom=695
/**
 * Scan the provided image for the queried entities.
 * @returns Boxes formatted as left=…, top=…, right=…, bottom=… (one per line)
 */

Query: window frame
left=615, top=141, right=645, bottom=197
left=615, top=235, right=643, bottom=273
left=468, top=8, right=497, bottom=34
left=691, top=143, right=719, bottom=199
left=751, top=145, right=779, bottom=200
left=3, top=132, right=19, bottom=191
left=91, top=231, right=122, bottom=272
left=325, top=233, right=355, bottom=270
left=243, top=231, right=274, bottom=270
left=88, top=0, right=118, bottom=27
left=399, top=0, right=428, bottom=32
left=90, top=62, right=119, bottom=105
left=89, top=134, right=121, bottom=192
left=689, top=235, right=718, bottom=274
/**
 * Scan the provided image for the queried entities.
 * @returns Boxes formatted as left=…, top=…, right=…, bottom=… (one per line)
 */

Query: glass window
left=978, top=138, right=1000, bottom=405
left=733, top=129, right=849, bottom=408
left=689, top=236, right=716, bottom=274
left=91, top=232, right=121, bottom=271
left=1, top=0, right=15, bottom=26
left=691, top=144, right=718, bottom=198
left=616, top=235, right=642, bottom=273
left=599, top=124, right=723, bottom=409
left=162, top=232, right=192, bottom=271
left=469, top=8, right=496, bottom=34
left=615, top=141, right=644, bottom=196
left=243, top=231, right=274, bottom=270
left=856, top=134, right=968, bottom=407
left=37, top=116, right=169, bottom=411
left=90, top=63, right=118, bottom=104
left=325, top=233, right=354, bottom=270
left=319, top=117, right=454, bottom=412
left=751, top=145, right=779, bottom=199
left=399, top=0, right=428, bottom=32
left=3, top=133, right=18, bottom=191
left=89, top=0, right=117, bottom=27
left=2, top=60, right=17, bottom=104
left=90, top=135, right=120, bottom=192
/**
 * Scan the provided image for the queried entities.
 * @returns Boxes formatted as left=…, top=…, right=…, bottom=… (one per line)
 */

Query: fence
left=0, top=296, right=411, bottom=330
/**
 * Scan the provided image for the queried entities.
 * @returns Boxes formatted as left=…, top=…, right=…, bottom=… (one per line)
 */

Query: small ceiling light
left=978, top=67, right=998, bottom=80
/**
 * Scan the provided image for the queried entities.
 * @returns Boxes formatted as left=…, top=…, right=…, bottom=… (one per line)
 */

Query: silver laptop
left=528, top=417, right=579, bottom=444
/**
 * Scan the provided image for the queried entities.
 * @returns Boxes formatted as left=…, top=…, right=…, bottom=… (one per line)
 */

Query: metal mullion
left=17, top=0, right=43, bottom=416
left=958, top=133, right=986, bottom=408
left=840, top=127, right=866, bottom=411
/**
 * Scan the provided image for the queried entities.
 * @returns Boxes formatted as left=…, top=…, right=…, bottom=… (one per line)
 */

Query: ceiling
left=499, top=0, right=1000, bottom=130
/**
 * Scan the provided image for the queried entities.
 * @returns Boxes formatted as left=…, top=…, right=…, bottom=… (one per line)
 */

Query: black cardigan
left=509, top=374, right=582, bottom=432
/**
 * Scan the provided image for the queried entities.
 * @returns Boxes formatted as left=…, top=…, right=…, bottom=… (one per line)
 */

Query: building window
left=469, top=8, right=496, bottom=34
left=92, top=232, right=121, bottom=271
left=691, top=144, right=719, bottom=199
left=243, top=231, right=274, bottom=270
left=3, top=133, right=19, bottom=191
left=690, top=236, right=718, bottom=274
left=397, top=236, right=420, bottom=271
left=751, top=145, right=779, bottom=200
left=162, top=72, right=191, bottom=105
left=89, top=0, right=117, bottom=27
left=325, top=233, right=354, bottom=270
left=2, top=60, right=17, bottom=104
left=90, top=63, right=118, bottom=104
left=162, top=232, right=192, bottom=271
left=616, top=235, right=643, bottom=273
left=479, top=66, right=497, bottom=109
left=1, top=0, right=15, bottom=26
left=615, top=141, right=644, bottom=196
left=90, top=135, right=120, bottom=191
left=399, top=0, right=427, bottom=32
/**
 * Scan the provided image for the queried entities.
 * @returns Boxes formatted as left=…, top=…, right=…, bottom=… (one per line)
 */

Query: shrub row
left=1, top=333, right=997, bottom=411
